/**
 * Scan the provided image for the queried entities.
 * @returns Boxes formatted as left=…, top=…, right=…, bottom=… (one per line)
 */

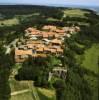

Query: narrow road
left=11, top=89, right=30, bottom=96
left=4, top=38, right=18, bottom=54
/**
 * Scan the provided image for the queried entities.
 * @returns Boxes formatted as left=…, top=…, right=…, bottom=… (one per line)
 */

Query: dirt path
left=11, top=89, right=30, bottom=96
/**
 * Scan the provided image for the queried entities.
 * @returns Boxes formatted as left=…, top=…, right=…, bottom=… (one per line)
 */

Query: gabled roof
left=51, top=49, right=56, bottom=53
left=42, top=32, right=49, bottom=38
left=36, top=47, right=44, bottom=52
left=54, top=34, right=59, bottom=38
left=42, top=25, right=57, bottom=30
left=27, top=44, right=34, bottom=49
left=44, top=47, right=50, bottom=51
left=57, top=48, right=63, bottom=53
left=51, top=39, right=62, bottom=44
left=15, top=49, right=32, bottom=56
left=55, top=29, right=65, bottom=33
left=32, top=54, right=47, bottom=57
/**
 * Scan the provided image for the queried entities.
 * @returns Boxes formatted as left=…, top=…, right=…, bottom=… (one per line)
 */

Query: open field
left=11, top=91, right=33, bottom=100
left=76, top=43, right=99, bottom=74
left=9, top=79, right=29, bottom=92
left=0, top=18, right=19, bottom=26
left=76, top=43, right=99, bottom=100
left=37, top=88, right=56, bottom=100
left=63, top=9, right=90, bottom=18
left=9, top=79, right=33, bottom=100
left=82, top=44, right=99, bottom=74
left=9, top=79, right=56, bottom=100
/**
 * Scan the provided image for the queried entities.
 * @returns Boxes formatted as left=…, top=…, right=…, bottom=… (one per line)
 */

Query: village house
left=42, top=25, right=57, bottom=31
left=15, top=49, right=33, bottom=63
left=15, top=25, right=80, bottom=63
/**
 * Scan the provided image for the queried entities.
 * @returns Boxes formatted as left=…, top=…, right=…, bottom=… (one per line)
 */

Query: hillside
left=0, top=5, right=99, bottom=100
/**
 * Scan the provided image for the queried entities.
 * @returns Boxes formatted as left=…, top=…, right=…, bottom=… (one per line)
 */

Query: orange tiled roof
left=36, top=47, right=44, bottom=52
left=15, top=49, right=32, bottom=56
left=54, top=34, right=59, bottom=38
left=57, top=48, right=63, bottom=53
left=47, top=32, right=55, bottom=35
left=55, top=29, right=65, bottom=33
left=36, top=44, right=45, bottom=48
left=48, top=32, right=55, bottom=37
left=51, top=39, right=62, bottom=44
left=44, top=47, right=50, bottom=51
left=42, top=32, right=49, bottom=38
left=30, top=31, right=38, bottom=35
left=51, top=49, right=56, bottom=53
left=26, top=40, right=41, bottom=44
left=27, top=44, right=34, bottom=48
left=25, top=27, right=40, bottom=35
left=42, top=25, right=57, bottom=30
left=32, top=54, right=47, bottom=57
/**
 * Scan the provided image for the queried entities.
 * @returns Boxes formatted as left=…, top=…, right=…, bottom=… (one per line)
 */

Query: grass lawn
left=10, top=91, right=33, bottom=100
left=9, top=79, right=29, bottom=92
left=76, top=43, right=99, bottom=100
left=0, top=18, right=19, bottom=26
left=82, top=44, right=99, bottom=74
left=46, top=17, right=59, bottom=21
left=37, top=88, right=56, bottom=100
left=63, top=9, right=90, bottom=18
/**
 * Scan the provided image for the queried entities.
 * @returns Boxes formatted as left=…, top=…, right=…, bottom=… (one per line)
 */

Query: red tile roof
left=15, top=49, right=32, bottom=56
left=36, top=47, right=44, bottom=52
left=57, top=48, right=63, bottom=53
left=51, top=49, right=56, bottom=53
left=42, top=25, right=57, bottom=31
left=51, top=39, right=62, bottom=45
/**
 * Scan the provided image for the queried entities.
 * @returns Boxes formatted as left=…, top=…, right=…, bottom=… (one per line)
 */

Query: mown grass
left=63, top=9, right=90, bottom=18
left=76, top=43, right=99, bottom=100
left=82, top=44, right=99, bottom=74
left=0, top=18, right=19, bottom=26
left=0, top=12, right=40, bottom=27
left=37, top=87, right=56, bottom=100
left=10, top=91, right=33, bottom=100
left=9, top=79, right=29, bottom=92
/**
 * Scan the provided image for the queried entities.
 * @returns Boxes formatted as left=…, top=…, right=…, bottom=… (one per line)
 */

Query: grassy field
left=37, top=88, right=56, bottom=100
left=76, top=43, right=99, bottom=74
left=83, top=44, right=99, bottom=100
left=63, top=9, right=90, bottom=18
left=9, top=79, right=29, bottom=92
left=76, top=43, right=99, bottom=100
left=11, top=91, right=33, bottom=100
left=9, top=79, right=34, bottom=100
left=9, top=79, right=56, bottom=100
left=82, top=44, right=99, bottom=74
left=0, top=18, right=19, bottom=26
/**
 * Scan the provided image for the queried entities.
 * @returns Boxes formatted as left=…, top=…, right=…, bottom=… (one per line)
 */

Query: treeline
left=0, top=46, right=14, bottom=100
left=63, top=14, right=99, bottom=25
left=0, top=5, right=64, bottom=20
